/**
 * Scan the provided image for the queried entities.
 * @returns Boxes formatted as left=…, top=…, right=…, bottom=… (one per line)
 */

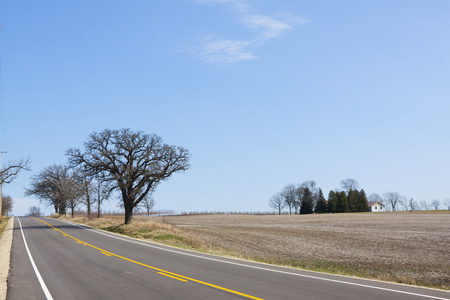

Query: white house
left=368, top=201, right=385, bottom=212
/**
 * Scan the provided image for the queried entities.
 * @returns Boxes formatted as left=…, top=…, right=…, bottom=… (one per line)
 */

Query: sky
left=0, top=0, right=450, bottom=216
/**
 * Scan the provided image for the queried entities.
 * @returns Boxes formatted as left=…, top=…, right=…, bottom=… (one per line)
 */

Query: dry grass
left=59, top=215, right=206, bottom=250
left=0, top=218, right=9, bottom=236
left=62, top=212, right=450, bottom=290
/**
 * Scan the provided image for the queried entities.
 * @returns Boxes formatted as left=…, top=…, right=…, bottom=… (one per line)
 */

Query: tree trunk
left=86, top=196, right=91, bottom=218
left=59, top=201, right=66, bottom=216
left=97, top=202, right=101, bottom=218
left=124, top=201, right=133, bottom=224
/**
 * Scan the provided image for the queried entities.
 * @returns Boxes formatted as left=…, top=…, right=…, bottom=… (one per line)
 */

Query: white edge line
left=18, top=218, right=54, bottom=300
left=53, top=218, right=449, bottom=300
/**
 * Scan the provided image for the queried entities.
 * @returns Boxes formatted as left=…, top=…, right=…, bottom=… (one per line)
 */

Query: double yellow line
left=31, top=217, right=263, bottom=300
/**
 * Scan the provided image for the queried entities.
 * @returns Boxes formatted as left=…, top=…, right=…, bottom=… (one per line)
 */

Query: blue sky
left=1, top=0, right=449, bottom=216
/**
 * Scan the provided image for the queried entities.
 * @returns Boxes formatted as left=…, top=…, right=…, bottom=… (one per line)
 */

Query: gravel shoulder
left=0, top=217, right=14, bottom=300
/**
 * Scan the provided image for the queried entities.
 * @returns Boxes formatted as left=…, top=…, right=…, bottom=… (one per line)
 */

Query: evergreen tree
left=315, top=188, right=328, bottom=213
left=328, top=190, right=337, bottom=213
left=359, top=189, right=369, bottom=212
left=336, top=191, right=349, bottom=213
left=300, top=187, right=313, bottom=214
left=347, top=189, right=360, bottom=212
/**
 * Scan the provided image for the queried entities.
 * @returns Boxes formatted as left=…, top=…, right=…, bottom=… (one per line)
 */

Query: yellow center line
left=157, top=272, right=188, bottom=282
left=31, top=217, right=263, bottom=300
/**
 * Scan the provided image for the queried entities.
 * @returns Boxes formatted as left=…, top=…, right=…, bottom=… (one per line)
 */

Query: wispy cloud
left=243, top=15, right=291, bottom=39
left=189, top=1, right=307, bottom=63
left=188, top=36, right=257, bottom=63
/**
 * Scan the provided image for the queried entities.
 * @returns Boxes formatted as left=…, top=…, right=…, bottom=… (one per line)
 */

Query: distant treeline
left=270, top=178, right=450, bottom=214
left=269, top=179, right=368, bottom=215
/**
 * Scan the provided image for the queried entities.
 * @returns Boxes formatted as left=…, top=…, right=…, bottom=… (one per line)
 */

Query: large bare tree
left=66, top=129, right=190, bottom=224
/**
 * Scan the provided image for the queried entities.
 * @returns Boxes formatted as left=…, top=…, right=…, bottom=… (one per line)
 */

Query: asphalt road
left=8, top=217, right=450, bottom=300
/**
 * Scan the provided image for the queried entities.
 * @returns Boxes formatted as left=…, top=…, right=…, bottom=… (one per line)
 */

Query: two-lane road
left=8, top=217, right=450, bottom=299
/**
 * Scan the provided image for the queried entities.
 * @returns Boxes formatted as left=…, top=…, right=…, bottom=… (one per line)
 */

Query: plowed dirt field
left=156, top=212, right=450, bottom=289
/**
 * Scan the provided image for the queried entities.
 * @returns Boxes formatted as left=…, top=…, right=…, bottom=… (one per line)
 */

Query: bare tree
left=67, top=129, right=191, bottom=224
left=75, top=168, right=95, bottom=218
left=25, top=164, right=80, bottom=216
left=28, top=206, right=41, bottom=217
left=340, top=178, right=359, bottom=193
left=269, top=192, right=286, bottom=215
left=140, top=194, right=156, bottom=216
left=1, top=157, right=30, bottom=220
left=368, top=193, right=383, bottom=203
left=300, top=180, right=319, bottom=209
left=384, top=191, right=403, bottom=211
left=93, top=176, right=112, bottom=218
left=406, top=198, right=416, bottom=211
left=1, top=194, right=13, bottom=216
left=62, top=175, right=83, bottom=218
left=300, top=180, right=318, bottom=193
left=444, top=199, right=450, bottom=211
left=281, top=184, right=297, bottom=215
left=431, top=199, right=440, bottom=210
left=420, top=200, right=429, bottom=210
left=294, top=186, right=304, bottom=214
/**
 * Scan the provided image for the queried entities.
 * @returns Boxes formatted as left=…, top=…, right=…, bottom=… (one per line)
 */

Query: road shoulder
left=0, top=217, right=14, bottom=300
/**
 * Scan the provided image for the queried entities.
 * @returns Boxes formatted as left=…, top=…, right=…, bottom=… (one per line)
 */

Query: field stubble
left=155, top=212, right=450, bottom=289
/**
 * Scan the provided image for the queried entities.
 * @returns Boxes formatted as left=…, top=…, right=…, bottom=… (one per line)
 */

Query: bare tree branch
left=340, top=178, right=359, bottom=193
left=1, top=157, right=31, bottom=184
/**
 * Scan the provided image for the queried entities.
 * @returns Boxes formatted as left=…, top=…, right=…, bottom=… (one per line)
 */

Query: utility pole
left=0, top=151, right=6, bottom=221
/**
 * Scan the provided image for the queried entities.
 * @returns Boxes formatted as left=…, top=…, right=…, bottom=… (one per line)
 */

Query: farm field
left=154, top=212, right=450, bottom=289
